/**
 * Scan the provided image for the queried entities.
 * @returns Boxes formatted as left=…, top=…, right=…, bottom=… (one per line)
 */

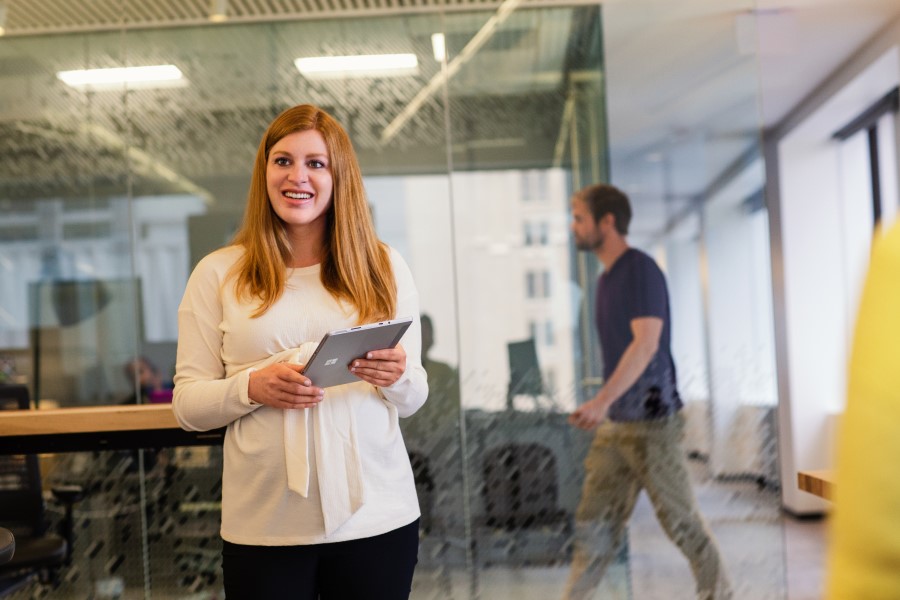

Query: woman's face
left=266, top=129, right=334, bottom=235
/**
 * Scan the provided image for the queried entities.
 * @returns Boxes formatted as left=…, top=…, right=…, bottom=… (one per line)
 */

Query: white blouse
left=172, top=245, right=428, bottom=545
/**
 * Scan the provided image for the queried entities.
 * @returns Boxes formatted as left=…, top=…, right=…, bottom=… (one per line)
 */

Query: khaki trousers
left=562, top=414, right=732, bottom=600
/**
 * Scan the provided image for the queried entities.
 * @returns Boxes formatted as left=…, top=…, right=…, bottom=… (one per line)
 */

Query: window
left=521, top=170, right=549, bottom=203
left=525, top=271, right=537, bottom=298
left=833, top=87, right=899, bottom=231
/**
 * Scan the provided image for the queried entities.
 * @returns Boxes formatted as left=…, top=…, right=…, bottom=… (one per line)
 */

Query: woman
left=173, top=104, right=428, bottom=599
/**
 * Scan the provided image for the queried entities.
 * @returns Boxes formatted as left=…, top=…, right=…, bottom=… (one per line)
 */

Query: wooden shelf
left=0, top=404, right=178, bottom=437
left=0, top=404, right=224, bottom=454
left=798, top=469, right=834, bottom=500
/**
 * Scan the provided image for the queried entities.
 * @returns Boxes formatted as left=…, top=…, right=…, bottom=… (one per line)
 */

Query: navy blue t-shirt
left=595, top=248, right=682, bottom=422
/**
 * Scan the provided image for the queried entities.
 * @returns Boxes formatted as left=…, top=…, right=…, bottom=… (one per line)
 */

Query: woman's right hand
left=248, top=363, right=325, bottom=409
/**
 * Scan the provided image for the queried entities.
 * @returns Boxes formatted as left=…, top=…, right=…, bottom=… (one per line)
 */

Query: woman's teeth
left=285, top=192, right=312, bottom=199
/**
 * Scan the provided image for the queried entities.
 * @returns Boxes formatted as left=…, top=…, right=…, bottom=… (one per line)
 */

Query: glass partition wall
left=601, top=0, right=786, bottom=598
left=0, top=3, right=788, bottom=599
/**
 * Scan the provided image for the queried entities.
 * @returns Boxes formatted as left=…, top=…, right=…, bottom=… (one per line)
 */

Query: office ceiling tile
left=1, top=0, right=590, bottom=36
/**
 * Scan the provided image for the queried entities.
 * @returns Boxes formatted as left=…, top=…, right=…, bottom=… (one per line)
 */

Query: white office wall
left=132, top=196, right=207, bottom=342
left=837, top=130, right=876, bottom=349
left=369, top=170, right=577, bottom=413
left=703, top=174, right=778, bottom=476
left=450, top=169, right=577, bottom=412
left=367, top=175, right=459, bottom=367
left=666, top=233, right=710, bottom=405
left=775, top=47, right=900, bottom=513
left=0, top=195, right=205, bottom=349
left=666, top=226, right=713, bottom=458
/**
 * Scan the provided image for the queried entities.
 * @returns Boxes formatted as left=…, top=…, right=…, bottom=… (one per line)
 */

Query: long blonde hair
left=230, top=104, right=396, bottom=323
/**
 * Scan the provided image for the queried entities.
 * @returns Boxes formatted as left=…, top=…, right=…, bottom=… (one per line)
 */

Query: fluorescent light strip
left=57, top=65, right=183, bottom=87
left=294, top=54, right=417, bottom=79
left=381, top=0, right=523, bottom=144
left=431, top=33, right=446, bottom=62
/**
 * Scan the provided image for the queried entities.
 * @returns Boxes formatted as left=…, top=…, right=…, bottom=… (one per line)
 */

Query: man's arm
left=568, top=316, right=663, bottom=430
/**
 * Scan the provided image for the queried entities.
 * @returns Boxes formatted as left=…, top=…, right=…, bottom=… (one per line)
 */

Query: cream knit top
left=172, top=245, right=428, bottom=545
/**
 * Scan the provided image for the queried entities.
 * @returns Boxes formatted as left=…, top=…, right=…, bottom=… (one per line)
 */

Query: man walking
left=564, top=184, right=731, bottom=600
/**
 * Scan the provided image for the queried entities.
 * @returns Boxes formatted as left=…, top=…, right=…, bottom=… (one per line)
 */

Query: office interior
left=0, top=0, right=898, bottom=597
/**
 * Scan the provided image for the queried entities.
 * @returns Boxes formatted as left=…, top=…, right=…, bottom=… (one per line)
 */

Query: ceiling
left=1, top=0, right=900, bottom=243
left=601, top=0, right=900, bottom=243
left=0, top=0, right=584, bottom=35
left=0, top=1, right=599, bottom=208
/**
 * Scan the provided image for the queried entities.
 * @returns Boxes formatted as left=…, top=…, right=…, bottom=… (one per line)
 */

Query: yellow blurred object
left=826, top=220, right=900, bottom=599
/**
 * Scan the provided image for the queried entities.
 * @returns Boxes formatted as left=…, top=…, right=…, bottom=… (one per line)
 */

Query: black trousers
left=221, top=519, right=420, bottom=600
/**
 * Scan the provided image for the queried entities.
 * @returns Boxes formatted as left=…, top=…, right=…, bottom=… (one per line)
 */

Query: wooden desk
left=798, top=469, right=834, bottom=500
left=0, top=404, right=225, bottom=454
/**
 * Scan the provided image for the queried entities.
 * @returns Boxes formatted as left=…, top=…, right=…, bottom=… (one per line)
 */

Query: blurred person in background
left=400, top=313, right=461, bottom=534
left=123, top=355, right=169, bottom=403
left=564, top=183, right=731, bottom=600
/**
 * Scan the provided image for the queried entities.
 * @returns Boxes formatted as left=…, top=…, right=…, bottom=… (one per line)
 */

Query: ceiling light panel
left=57, top=65, right=185, bottom=89
left=431, top=33, right=446, bottom=61
left=294, top=54, right=418, bottom=79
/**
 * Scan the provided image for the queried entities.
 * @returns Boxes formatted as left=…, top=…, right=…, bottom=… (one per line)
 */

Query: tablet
left=302, top=316, right=414, bottom=388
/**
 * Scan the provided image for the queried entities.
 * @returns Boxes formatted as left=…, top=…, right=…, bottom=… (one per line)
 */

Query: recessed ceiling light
left=294, top=54, right=418, bottom=79
left=57, top=65, right=185, bottom=89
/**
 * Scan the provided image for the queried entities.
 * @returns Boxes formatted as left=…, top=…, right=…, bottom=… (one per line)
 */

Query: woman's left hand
left=350, top=344, right=407, bottom=387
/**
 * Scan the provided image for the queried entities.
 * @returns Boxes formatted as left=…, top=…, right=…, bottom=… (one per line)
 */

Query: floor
left=7, top=458, right=828, bottom=599
left=782, top=515, right=828, bottom=600
left=411, top=464, right=829, bottom=600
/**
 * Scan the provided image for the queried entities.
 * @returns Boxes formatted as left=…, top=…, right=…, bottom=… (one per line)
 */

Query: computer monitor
left=506, top=338, right=543, bottom=409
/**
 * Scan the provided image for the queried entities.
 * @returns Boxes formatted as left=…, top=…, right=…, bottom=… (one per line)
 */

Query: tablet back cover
left=303, top=317, right=412, bottom=387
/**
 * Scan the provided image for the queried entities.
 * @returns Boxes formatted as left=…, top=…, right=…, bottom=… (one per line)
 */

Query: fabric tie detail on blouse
left=281, top=346, right=367, bottom=536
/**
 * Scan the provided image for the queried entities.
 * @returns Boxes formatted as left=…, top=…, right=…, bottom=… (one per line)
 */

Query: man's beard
left=575, top=231, right=604, bottom=251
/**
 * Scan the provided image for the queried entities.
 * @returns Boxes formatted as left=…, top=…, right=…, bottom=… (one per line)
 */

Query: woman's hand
left=350, top=344, right=407, bottom=388
left=248, top=362, right=324, bottom=409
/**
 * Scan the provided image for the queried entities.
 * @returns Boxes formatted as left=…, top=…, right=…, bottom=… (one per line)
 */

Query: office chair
left=506, top=339, right=545, bottom=411
left=0, top=384, right=84, bottom=596
left=482, top=442, right=567, bottom=530
left=476, top=442, right=572, bottom=567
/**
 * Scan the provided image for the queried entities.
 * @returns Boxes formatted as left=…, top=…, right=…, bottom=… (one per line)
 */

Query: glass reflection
left=0, top=1, right=790, bottom=598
